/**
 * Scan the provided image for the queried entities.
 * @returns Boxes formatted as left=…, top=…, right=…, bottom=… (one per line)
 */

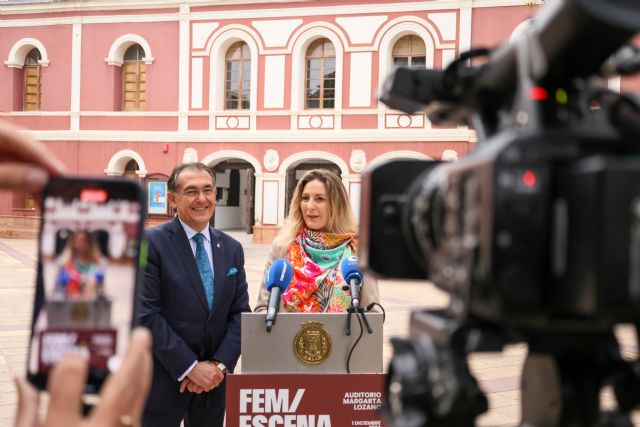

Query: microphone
left=265, top=259, right=293, bottom=332
left=341, top=256, right=363, bottom=308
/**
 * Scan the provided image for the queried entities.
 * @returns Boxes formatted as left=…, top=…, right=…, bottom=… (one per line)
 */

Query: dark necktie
left=194, top=233, right=214, bottom=308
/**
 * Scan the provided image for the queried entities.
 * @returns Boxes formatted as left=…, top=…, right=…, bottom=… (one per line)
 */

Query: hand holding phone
left=15, top=327, right=152, bottom=427
left=27, top=176, right=147, bottom=394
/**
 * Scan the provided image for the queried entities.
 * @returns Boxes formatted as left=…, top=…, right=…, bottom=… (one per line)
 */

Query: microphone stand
left=346, top=303, right=373, bottom=336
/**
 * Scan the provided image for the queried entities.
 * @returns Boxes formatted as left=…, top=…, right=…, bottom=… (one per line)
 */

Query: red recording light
left=529, top=87, right=548, bottom=101
left=80, top=189, right=108, bottom=203
left=522, top=170, right=537, bottom=188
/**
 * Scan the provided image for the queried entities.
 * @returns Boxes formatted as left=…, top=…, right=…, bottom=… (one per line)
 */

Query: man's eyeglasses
left=176, top=187, right=216, bottom=199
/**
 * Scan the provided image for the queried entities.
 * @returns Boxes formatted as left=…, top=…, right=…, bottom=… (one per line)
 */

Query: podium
left=241, top=312, right=384, bottom=374
left=226, top=312, right=387, bottom=427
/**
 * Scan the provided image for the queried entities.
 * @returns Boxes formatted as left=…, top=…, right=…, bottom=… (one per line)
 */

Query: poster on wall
left=148, top=181, right=168, bottom=215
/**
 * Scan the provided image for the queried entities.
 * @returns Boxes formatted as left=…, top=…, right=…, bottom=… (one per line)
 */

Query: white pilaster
left=348, top=177, right=361, bottom=223
left=191, top=57, right=203, bottom=109
left=273, top=172, right=287, bottom=226
left=459, top=2, right=472, bottom=56
left=349, top=52, right=372, bottom=107
left=178, top=3, right=190, bottom=132
left=70, top=21, right=82, bottom=131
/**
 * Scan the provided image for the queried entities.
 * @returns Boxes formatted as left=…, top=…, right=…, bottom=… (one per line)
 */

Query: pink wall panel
left=80, top=116, right=178, bottom=131
left=188, top=116, right=208, bottom=130
left=75, top=140, right=172, bottom=175
left=256, top=115, right=290, bottom=130
left=342, top=115, right=377, bottom=130
left=2, top=115, right=69, bottom=130
left=471, top=6, right=539, bottom=50
left=80, top=21, right=179, bottom=111
left=0, top=25, right=73, bottom=111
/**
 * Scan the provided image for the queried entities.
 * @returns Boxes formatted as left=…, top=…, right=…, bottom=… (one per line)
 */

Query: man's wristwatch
left=216, top=362, right=228, bottom=375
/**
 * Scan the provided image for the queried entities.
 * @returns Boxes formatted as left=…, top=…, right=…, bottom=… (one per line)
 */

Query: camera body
left=359, top=0, right=640, bottom=338
left=360, top=1, right=640, bottom=424
left=362, top=123, right=640, bottom=336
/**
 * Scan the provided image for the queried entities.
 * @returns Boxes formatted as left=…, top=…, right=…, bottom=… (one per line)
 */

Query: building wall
left=2, top=0, right=633, bottom=238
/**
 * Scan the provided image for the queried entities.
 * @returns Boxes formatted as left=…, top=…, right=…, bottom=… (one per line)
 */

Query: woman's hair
left=58, top=230, right=104, bottom=265
left=278, top=169, right=356, bottom=241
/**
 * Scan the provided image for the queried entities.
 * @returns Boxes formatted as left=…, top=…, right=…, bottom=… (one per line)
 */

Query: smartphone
left=27, top=176, right=147, bottom=393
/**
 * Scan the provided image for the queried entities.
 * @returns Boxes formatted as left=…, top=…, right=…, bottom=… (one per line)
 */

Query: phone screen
left=27, top=177, right=146, bottom=392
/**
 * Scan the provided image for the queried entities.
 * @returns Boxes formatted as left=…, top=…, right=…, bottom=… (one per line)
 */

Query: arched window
left=24, top=48, right=42, bottom=111
left=122, top=44, right=146, bottom=111
left=305, top=39, right=335, bottom=109
left=392, top=35, right=426, bottom=67
left=123, top=159, right=139, bottom=180
left=225, top=42, right=251, bottom=110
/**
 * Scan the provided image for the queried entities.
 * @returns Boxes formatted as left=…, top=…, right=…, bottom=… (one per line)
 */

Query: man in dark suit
left=140, top=162, right=251, bottom=427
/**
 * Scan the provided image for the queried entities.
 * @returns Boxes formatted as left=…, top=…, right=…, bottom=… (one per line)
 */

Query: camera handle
left=521, top=335, right=640, bottom=427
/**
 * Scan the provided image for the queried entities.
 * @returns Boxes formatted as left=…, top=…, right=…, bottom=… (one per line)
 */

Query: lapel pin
left=217, top=243, right=221, bottom=248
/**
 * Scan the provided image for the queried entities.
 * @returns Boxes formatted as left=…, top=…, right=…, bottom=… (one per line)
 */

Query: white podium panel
left=241, top=312, right=383, bottom=374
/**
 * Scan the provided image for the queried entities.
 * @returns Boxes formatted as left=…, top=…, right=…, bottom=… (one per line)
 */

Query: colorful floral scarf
left=282, top=228, right=357, bottom=312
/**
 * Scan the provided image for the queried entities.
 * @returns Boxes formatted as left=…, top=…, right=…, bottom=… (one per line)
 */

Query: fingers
left=0, top=163, right=49, bottom=194
left=13, top=377, right=40, bottom=427
left=187, top=382, right=204, bottom=394
left=45, top=353, right=87, bottom=427
left=179, top=378, right=189, bottom=394
left=0, top=122, right=66, bottom=176
left=90, top=328, right=152, bottom=423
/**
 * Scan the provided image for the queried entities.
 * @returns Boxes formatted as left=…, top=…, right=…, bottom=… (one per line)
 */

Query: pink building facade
left=1, top=0, right=635, bottom=242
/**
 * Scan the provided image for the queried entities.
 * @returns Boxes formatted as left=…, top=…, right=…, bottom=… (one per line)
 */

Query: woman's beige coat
left=254, top=236, right=381, bottom=312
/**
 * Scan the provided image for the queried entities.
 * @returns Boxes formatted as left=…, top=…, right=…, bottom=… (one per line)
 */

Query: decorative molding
left=369, top=150, right=433, bottom=168
left=0, top=1, right=534, bottom=21
left=297, top=115, right=334, bottom=130
left=4, top=38, right=50, bottom=69
left=207, top=26, right=260, bottom=130
left=27, top=128, right=475, bottom=143
left=192, top=22, right=219, bottom=49
left=215, top=115, right=251, bottom=130
left=373, top=16, right=447, bottom=51
left=252, top=19, right=302, bottom=48
left=278, top=150, right=349, bottom=176
left=335, top=15, right=387, bottom=44
left=510, top=19, right=532, bottom=42
left=290, top=25, right=345, bottom=125
left=104, top=149, right=148, bottom=177
left=201, top=150, right=262, bottom=174
left=349, top=149, right=367, bottom=173
left=183, top=147, right=199, bottom=163
left=105, top=34, right=154, bottom=67
left=441, top=149, right=459, bottom=161
left=427, top=12, right=457, bottom=41
left=385, top=114, right=425, bottom=129
left=376, top=18, right=437, bottom=127
left=263, top=149, right=280, bottom=172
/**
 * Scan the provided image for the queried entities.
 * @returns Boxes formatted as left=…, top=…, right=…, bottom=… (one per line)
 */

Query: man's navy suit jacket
left=140, top=216, right=251, bottom=410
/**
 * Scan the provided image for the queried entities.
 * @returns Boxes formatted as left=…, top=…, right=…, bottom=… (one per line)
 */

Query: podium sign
left=226, top=374, right=387, bottom=427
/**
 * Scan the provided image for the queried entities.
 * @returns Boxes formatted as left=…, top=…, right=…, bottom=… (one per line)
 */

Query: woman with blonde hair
left=55, top=230, right=106, bottom=300
left=255, top=169, right=379, bottom=312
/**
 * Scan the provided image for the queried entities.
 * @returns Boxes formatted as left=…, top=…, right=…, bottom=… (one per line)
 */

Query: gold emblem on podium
left=71, top=302, right=90, bottom=324
left=293, top=321, right=332, bottom=365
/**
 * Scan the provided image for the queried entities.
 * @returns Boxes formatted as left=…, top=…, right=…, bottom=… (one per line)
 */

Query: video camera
left=359, top=0, right=640, bottom=425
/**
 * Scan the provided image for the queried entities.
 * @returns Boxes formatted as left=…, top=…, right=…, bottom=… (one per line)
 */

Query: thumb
left=0, top=164, right=49, bottom=194
left=13, top=377, right=40, bottom=427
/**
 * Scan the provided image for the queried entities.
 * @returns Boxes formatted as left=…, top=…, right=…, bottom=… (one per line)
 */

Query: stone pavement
left=0, top=232, right=638, bottom=427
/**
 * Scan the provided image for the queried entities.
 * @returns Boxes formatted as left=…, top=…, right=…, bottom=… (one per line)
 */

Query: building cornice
left=26, top=128, right=475, bottom=143
left=0, top=0, right=541, bottom=22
